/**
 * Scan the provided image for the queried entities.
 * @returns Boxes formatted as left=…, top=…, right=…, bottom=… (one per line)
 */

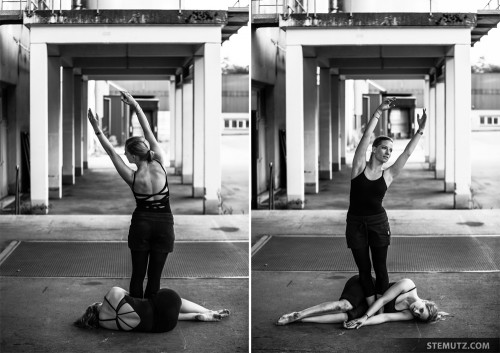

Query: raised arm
left=385, top=109, right=427, bottom=185
left=120, top=91, right=166, bottom=164
left=351, top=97, right=396, bottom=178
left=87, top=108, right=134, bottom=185
left=344, top=278, right=415, bottom=329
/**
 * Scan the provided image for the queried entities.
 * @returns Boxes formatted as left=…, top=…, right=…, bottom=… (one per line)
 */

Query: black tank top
left=384, top=283, right=416, bottom=313
left=132, top=159, right=171, bottom=213
left=348, top=168, right=387, bottom=216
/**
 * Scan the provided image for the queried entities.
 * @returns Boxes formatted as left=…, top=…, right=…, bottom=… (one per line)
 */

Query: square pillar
left=169, top=78, right=176, bottom=168
left=453, top=44, right=472, bottom=209
left=74, top=74, right=83, bottom=176
left=48, top=58, right=62, bottom=199
left=286, top=45, right=305, bottom=207
left=435, top=81, right=445, bottom=180
left=30, top=44, right=49, bottom=209
left=319, top=68, right=332, bottom=180
left=182, top=80, right=194, bottom=184
left=444, top=58, right=455, bottom=193
left=428, top=84, right=436, bottom=170
left=339, top=79, right=346, bottom=166
left=423, top=77, right=430, bottom=164
left=62, top=67, right=75, bottom=185
left=202, top=42, right=222, bottom=214
left=174, top=81, right=183, bottom=175
left=331, top=74, right=341, bottom=172
left=193, top=56, right=205, bottom=197
left=82, top=79, right=89, bottom=170
left=303, top=57, right=318, bottom=194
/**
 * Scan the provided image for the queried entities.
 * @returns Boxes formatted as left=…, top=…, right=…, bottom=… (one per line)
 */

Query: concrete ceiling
left=306, top=44, right=451, bottom=79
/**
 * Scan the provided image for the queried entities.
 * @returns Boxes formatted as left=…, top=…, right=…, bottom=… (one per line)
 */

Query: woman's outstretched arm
left=120, top=91, right=166, bottom=164
left=87, top=109, right=134, bottom=185
left=344, top=311, right=413, bottom=329
left=385, top=109, right=427, bottom=184
left=351, top=97, right=396, bottom=178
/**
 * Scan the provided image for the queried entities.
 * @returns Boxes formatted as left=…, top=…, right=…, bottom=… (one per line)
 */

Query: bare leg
left=276, top=299, right=352, bottom=325
left=178, top=298, right=230, bottom=321
left=301, top=313, right=348, bottom=324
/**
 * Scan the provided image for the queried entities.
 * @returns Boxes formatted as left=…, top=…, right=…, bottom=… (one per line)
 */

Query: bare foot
left=276, top=312, right=300, bottom=325
left=195, top=312, right=222, bottom=322
left=216, top=309, right=230, bottom=318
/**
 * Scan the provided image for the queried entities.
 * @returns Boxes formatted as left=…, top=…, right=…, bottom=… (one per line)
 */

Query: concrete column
left=444, top=58, right=455, bottom=193
left=174, top=82, right=183, bottom=174
left=285, top=45, right=305, bottom=206
left=339, top=79, right=346, bottom=166
left=453, top=44, right=472, bottom=209
left=303, top=58, right=318, bottom=194
left=203, top=42, right=222, bottom=214
left=428, top=84, right=436, bottom=170
left=48, top=58, right=62, bottom=199
left=182, top=80, right=194, bottom=184
left=345, top=80, right=355, bottom=148
left=82, top=79, right=89, bottom=170
left=169, top=79, right=176, bottom=168
left=62, top=67, right=75, bottom=185
left=331, top=74, right=341, bottom=172
left=423, top=77, right=430, bottom=164
left=435, top=81, right=445, bottom=179
left=319, top=68, right=332, bottom=180
left=193, top=56, right=205, bottom=197
left=30, top=44, right=49, bottom=209
left=74, top=74, right=83, bottom=176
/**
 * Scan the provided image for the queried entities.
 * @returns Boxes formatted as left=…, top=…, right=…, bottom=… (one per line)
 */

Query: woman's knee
left=339, top=299, right=353, bottom=312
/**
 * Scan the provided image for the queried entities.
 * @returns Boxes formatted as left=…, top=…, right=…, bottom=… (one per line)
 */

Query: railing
left=252, top=0, right=285, bottom=15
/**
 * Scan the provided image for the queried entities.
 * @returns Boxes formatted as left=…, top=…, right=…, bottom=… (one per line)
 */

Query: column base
left=341, top=157, right=346, bottom=165
left=454, top=190, right=472, bottom=209
left=425, top=156, right=429, bottom=163
left=170, top=159, right=175, bottom=168
left=428, top=162, right=436, bottom=171
left=182, top=174, right=193, bottom=184
left=286, top=195, right=305, bottom=209
left=445, top=181, right=454, bottom=193
left=319, top=170, right=332, bottom=180
left=49, top=187, right=62, bottom=199
left=175, top=167, right=182, bottom=176
left=192, top=186, right=204, bottom=198
left=30, top=199, right=49, bottom=214
left=305, top=183, right=318, bottom=194
left=435, top=169, right=445, bottom=179
left=332, top=162, right=340, bottom=172
left=203, top=198, right=220, bottom=215
left=83, top=161, right=88, bottom=170
left=62, top=175, right=75, bottom=185
left=75, top=167, right=83, bottom=177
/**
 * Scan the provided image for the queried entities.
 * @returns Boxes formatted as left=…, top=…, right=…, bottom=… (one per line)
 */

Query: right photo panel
left=250, top=1, right=500, bottom=352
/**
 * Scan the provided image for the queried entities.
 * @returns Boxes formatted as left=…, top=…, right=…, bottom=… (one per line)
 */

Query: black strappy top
left=132, top=159, right=171, bottom=213
left=384, top=284, right=416, bottom=313
left=348, top=167, right=388, bottom=216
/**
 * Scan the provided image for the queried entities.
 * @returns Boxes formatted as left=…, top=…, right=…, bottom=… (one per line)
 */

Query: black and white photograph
left=0, top=0, right=249, bottom=352
left=250, top=0, right=499, bottom=352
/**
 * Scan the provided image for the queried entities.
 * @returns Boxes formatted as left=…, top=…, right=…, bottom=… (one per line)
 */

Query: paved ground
left=1, top=277, right=248, bottom=353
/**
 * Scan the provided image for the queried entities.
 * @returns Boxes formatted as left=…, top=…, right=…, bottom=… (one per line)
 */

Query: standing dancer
left=346, top=97, right=427, bottom=309
left=88, top=91, right=174, bottom=299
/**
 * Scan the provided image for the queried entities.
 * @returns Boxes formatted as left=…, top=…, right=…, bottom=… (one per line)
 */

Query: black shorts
left=151, top=288, right=182, bottom=333
left=128, top=211, right=175, bottom=253
left=339, top=275, right=373, bottom=321
left=345, top=211, right=391, bottom=249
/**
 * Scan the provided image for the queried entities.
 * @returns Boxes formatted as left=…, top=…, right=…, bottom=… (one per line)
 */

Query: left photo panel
left=0, top=1, right=250, bottom=352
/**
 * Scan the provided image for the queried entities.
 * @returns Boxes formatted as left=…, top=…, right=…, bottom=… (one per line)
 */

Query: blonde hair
left=125, top=136, right=155, bottom=162
left=420, top=300, right=439, bottom=323
left=74, top=302, right=101, bottom=329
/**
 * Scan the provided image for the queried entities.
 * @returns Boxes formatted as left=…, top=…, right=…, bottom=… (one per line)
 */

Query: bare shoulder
left=396, top=278, right=416, bottom=290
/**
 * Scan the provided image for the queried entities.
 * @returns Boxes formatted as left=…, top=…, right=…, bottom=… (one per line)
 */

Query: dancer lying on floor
left=75, top=286, right=230, bottom=332
left=276, top=275, right=446, bottom=328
